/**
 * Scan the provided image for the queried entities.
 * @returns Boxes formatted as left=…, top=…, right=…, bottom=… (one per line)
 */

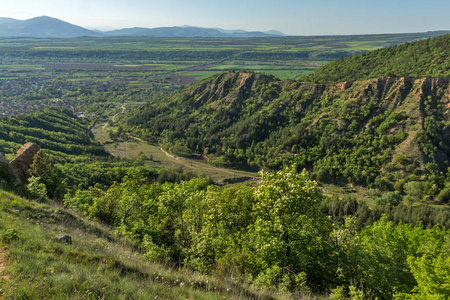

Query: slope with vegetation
left=62, top=166, right=450, bottom=299
left=0, top=108, right=200, bottom=197
left=0, top=108, right=107, bottom=161
left=121, top=70, right=450, bottom=203
left=1, top=153, right=449, bottom=299
left=0, top=188, right=268, bottom=299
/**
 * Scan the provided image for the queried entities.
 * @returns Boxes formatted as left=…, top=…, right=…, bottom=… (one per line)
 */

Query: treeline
left=64, top=167, right=450, bottom=299
left=57, top=160, right=200, bottom=191
left=303, top=34, right=450, bottom=83
left=320, top=195, right=450, bottom=230
left=0, top=48, right=360, bottom=64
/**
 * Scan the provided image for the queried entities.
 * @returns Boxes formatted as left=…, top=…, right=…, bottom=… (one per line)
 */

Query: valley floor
left=92, top=124, right=260, bottom=185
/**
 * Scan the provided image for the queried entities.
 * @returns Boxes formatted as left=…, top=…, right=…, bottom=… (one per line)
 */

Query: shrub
left=375, top=191, right=403, bottom=206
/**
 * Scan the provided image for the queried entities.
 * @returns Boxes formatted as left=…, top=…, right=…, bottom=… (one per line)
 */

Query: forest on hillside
left=304, top=34, right=450, bottom=83
left=121, top=71, right=450, bottom=205
left=61, top=166, right=450, bottom=299
left=1, top=33, right=450, bottom=299
left=0, top=107, right=448, bottom=299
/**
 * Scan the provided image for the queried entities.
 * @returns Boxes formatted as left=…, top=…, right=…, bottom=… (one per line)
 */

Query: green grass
left=0, top=65, right=43, bottom=69
left=0, top=189, right=278, bottom=299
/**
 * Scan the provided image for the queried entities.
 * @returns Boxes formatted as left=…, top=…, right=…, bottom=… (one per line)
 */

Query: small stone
left=56, top=234, right=72, bottom=244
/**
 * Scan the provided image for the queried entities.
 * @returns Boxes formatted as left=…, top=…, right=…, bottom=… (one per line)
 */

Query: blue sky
left=1, top=0, right=450, bottom=35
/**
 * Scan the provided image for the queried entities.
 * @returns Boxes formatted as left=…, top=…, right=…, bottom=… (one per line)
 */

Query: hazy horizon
left=1, top=0, right=450, bottom=36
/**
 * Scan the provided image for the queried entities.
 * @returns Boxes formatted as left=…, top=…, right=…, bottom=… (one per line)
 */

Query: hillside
left=1, top=34, right=450, bottom=298
left=0, top=189, right=266, bottom=299
left=0, top=108, right=203, bottom=193
left=2, top=156, right=449, bottom=299
left=0, top=108, right=107, bottom=162
left=122, top=70, right=450, bottom=201
left=303, top=33, right=450, bottom=83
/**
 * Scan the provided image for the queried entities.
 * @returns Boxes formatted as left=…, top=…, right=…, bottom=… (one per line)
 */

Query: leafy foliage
left=63, top=167, right=450, bottom=297
left=246, top=168, right=333, bottom=290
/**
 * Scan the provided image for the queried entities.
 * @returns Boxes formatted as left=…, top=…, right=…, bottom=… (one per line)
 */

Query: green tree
left=246, top=166, right=333, bottom=290
left=394, top=228, right=450, bottom=299
left=29, top=149, right=63, bottom=199
left=348, top=217, right=440, bottom=298
left=185, top=183, right=255, bottom=273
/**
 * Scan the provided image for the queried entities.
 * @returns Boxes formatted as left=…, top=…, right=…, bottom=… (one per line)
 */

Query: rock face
left=10, top=142, right=41, bottom=183
left=0, top=153, right=17, bottom=181
left=336, top=81, right=353, bottom=90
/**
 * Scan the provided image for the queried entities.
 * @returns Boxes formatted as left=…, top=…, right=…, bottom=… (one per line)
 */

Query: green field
left=0, top=32, right=447, bottom=84
left=0, top=32, right=448, bottom=121
left=1, top=32, right=447, bottom=120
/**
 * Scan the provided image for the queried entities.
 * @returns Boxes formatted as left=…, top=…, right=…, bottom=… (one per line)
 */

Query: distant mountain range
left=0, top=16, right=285, bottom=38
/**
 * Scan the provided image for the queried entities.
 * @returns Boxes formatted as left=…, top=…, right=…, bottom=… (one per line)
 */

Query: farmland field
left=0, top=31, right=448, bottom=119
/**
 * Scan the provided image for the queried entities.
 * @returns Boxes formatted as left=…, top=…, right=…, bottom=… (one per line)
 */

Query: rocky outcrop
left=56, top=234, right=72, bottom=245
left=0, top=153, right=17, bottom=182
left=193, top=72, right=276, bottom=109
left=10, top=142, right=41, bottom=183
left=336, top=81, right=353, bottom=90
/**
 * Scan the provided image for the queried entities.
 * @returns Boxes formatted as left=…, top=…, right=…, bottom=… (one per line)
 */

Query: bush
left=27, top=176, right=47, bottom=202
left=437, top=187, right=450, bottom=203
left=375, top=191, right=403, bottom=206
left=1, top=228, right=20, bottom=243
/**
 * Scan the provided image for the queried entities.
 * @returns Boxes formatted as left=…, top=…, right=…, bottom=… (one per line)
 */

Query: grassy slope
left=0, top=189, right=276, bottom=299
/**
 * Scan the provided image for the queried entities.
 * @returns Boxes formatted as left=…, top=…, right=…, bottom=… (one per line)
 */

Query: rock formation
left=56, top=234, right=72, bottom=245
left=0, top=152, right=17, bottom=182
left=10, top=142, right=41, bottom=183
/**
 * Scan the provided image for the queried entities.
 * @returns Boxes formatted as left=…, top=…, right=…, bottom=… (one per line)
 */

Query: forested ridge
left=303, top=34, right=450, bottom=83
left=0, top=108, right=199, bottom=194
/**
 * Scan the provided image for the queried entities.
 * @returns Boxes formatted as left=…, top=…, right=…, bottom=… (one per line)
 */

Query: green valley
left=1, top=32, right=450, bottom=299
